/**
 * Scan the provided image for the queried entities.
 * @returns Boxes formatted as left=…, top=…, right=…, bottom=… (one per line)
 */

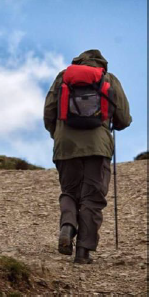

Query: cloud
left=0, top=31, right=67, bottom=167
left=0, top=43, right=66, bottom=136
left=8, top=30, right=26, bottom=56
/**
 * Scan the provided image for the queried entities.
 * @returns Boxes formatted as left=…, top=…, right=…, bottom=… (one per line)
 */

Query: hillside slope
left=0, top=160, right=148, bottom=296
left=0, top=155, right=44, bottom=170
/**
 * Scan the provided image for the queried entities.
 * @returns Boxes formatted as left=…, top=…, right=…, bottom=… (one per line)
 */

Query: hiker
left=44, top=49, right=132, bottom=264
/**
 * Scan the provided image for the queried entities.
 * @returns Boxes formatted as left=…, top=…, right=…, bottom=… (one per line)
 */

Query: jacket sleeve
left=43, top=71, right=63, bottom=139
left=109, top=73, right=132, bottom=131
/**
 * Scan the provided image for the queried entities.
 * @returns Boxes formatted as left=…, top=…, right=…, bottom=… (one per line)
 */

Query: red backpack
left=58, top=64, right=115, bottom=129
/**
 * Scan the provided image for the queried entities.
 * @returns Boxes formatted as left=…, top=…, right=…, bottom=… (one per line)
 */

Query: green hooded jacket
left=44, top=50, right=132, bottom=162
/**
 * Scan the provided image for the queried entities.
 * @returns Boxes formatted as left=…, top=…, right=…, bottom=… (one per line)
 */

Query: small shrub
left=7, top=291, right=23, bottom=297
left=134, top=151, right=149, bottom=161
left=0, top=256, right=30, bottom=284
left=16, top=159, right=30, bottom=170
left=0, top=155, right=44, bottom=170
left=0, top=290, right=4, bottom=297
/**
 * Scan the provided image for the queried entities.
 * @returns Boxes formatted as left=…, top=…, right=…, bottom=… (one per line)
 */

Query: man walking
left=44, top=49, right=132, bottom=264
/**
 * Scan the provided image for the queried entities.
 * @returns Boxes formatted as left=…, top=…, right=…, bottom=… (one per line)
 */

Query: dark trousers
left=55, top=156, right=111, bottom=251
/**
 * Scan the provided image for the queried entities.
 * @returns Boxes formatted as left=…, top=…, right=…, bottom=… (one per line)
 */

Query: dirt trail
left=0, top=160, right=148, bottom=296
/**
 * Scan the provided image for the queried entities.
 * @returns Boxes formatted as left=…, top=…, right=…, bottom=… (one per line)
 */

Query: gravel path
left=0, top=160, right=148, bottom=296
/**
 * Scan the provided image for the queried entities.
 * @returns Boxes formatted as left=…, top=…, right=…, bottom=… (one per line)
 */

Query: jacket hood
left=71, top=49, right=108, bottom=71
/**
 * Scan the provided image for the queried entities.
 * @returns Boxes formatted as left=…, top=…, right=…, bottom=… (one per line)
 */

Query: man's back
left=44, top=49, right=132, bottom=162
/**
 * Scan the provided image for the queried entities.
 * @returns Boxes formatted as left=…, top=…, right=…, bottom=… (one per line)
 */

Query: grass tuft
left=7, top=291, right=23, bottom=297
left=0, top=256, right=30, bottom=284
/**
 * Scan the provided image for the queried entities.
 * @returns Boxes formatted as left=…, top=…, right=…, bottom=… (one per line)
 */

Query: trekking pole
left=113, top=129, right=119, bottom=250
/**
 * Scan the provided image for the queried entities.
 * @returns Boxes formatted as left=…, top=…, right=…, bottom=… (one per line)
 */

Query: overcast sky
left=0, top=0, right=147, bottom=168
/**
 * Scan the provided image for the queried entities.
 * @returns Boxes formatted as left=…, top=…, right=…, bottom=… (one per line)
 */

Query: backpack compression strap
left=101, top=82, right=110, bottom=121
left=58, top=83, right=70, bottom=120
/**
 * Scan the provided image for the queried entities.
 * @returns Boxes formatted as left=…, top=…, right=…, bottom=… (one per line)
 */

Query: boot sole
left=74, top=257, right=93, bottom=264
left=58, top=235, right=73, bottom=255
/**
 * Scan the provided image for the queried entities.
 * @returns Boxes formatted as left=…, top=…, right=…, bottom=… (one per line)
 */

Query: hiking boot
left=58, top=224, right=75, bottom=255
left=74, top=247, right=93, bottom=264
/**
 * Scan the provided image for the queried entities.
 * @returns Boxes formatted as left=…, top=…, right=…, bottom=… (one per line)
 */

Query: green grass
left=0, top=255, right=54, bottom=296
left=134, top=151, right=149, bottom=161
left=0, top=291, right=3, bottom=297
left=7, top=291, right=23, bottom=297
left=0, top=155, right=44, bottom=170
left=0, top=256, right=30, bottom=284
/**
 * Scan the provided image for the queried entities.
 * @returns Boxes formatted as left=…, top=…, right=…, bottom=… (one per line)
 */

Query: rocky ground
left=0, top=160, right=148, bottom=296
